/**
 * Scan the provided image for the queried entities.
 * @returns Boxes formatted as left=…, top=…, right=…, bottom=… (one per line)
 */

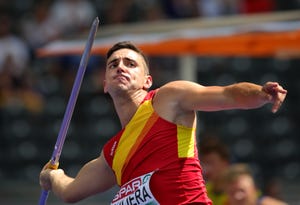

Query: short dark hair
left=106, top=41, right=149, bottom=74
left=199, top=136, right=230, bottom=162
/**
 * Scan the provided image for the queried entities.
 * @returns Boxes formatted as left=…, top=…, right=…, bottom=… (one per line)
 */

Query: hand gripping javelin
left=38, top=17, right=99, bottom=205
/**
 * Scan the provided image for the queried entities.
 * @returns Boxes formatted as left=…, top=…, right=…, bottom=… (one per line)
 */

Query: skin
left=225, top=175, right=288, bottom=205
left=40, top=48, right=287, bottom=203
left=226, top=175, right=258, bottom=205
left=201, top=152, right=229, bottom=191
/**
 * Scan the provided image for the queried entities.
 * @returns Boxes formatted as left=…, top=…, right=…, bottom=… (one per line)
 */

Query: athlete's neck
left=112, top=89, right=148, bottom=127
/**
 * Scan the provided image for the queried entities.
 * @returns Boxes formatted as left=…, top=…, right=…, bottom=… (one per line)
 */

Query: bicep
left=162, top=81, right=232, bottom=112
left=184, top=85, right=231, bottom=111
left=66, top=152, right=116, bottom=201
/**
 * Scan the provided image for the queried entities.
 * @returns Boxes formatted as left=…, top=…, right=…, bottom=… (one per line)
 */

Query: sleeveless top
left=103, top=89, right=212, bottom=205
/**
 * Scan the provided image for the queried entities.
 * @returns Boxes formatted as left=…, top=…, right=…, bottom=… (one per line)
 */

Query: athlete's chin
left=115, top=75, right=129, bottom=82
left=108, top=84, right=130, bottom=93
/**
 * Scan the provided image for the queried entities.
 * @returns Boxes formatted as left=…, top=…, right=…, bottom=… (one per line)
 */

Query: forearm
left=225, top=82, right=270, bottom=109
left=49, top=169, right=75, bottom=203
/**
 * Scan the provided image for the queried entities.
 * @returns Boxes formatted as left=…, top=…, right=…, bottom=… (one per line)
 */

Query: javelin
left=38, top=17, right=99, bottom=205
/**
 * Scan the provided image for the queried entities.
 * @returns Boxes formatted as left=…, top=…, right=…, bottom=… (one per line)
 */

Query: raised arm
left=158, top=81, right=287, bottom=113
left=39, top=151, right=116, bottom=203
left=223, top=81, right=287, bottom=113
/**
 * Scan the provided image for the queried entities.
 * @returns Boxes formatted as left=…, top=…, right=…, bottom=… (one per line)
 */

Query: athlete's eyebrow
left=107, top=57, right=136, bottom=66
left=124, top=57, right=137, bottom=64
left=107, top=58, right=119, bottom=66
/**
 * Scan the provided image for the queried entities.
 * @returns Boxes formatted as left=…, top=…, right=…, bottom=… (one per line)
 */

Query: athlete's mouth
left=114, top=74, right=129, bottom=81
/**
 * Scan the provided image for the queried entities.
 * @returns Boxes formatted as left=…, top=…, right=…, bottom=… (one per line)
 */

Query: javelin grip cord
left=38, top=17, right=99, bottom=205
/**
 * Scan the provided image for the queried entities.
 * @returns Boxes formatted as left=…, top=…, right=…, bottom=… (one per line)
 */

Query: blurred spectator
left=275, top=0, right=300, bottom=11
left=264, top=177, right=286, bottom=201
left=198, top=0, right=239, bottom=17
left=103, top=0, right=166, bottom=24
left=48, top=0, right=97, bottom=37
left=0, top=11, right=29, bottom=78
left=104, top=0, right=133, bottom=24
left=162, top=0, right=199, bottom=19
left=36, top=0, right=99, bottom=93
left=134, top=0, right=166, bottom=22
left=239, top=0, right=276, bottom=14
left=0, top=10, right=44, bottom=113
left=0, top=55, right=45, bottom=113
left=199, top=135, right=231, bottom=205
left=21, top=1, right=61, bottom=51
left=222, top=163, right=288, bottom=205
left=197, top=0, right=226, bottom=17
left=223, top=0, right=239, bottom=15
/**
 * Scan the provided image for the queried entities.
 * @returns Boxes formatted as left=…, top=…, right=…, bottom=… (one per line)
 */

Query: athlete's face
left=225, top=175, right=258, bottom=205
left=104, top=48, right=152, bottom=94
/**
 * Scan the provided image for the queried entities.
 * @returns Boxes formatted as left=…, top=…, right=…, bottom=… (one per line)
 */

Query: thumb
left=271, top=99, right=282, bottom=113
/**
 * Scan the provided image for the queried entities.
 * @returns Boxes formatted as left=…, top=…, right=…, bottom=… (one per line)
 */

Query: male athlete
left=40, top=41, right=287, bottom=204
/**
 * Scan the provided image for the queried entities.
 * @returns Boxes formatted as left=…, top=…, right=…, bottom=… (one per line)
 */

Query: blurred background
left=0, top=0, right=299, bottom=204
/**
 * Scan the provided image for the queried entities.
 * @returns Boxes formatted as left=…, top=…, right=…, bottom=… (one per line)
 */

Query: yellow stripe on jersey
left=177, top=125, right=196, bottom=158
left=112, top=100, right=154, bottom=185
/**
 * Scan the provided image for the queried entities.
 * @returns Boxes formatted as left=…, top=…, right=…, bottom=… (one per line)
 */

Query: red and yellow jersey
left=103, top=90, right=212, bottom=205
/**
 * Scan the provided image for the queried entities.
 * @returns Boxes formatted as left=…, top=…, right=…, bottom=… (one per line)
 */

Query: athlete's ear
left=143, top=75, right=152, bottom=90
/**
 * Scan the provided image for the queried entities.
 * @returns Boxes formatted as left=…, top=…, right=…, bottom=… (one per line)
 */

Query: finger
left=263, top=83, right=280, bottom=96
left=39, top=169, right=52, bottom=190
left=264, top=82, right=287, bottom=92
left=42, top=163, right=50, bottom=170
left=276, top=87, right=288, bottom=94
left=271, top=99, right=282, bottom=113
left=263, top=82, right=277, bottom=92
left=271, top=84, right=287, bottom=93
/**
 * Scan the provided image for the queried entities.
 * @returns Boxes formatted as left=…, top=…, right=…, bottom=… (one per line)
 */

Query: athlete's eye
left=126, top=60, right=136, bottom=68
left=110, top=63, right=118, bottom=68
left=129, top=62, right=135, bottom=67
left=108, top=61, right=119, bottom=69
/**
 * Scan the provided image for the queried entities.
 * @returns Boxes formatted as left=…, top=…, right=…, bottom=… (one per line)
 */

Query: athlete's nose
left=116, top=60, right=126, bottom=73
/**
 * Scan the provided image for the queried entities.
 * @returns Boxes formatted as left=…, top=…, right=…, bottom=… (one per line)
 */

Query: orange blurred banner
left=37, top=14, right=300, bottom=58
